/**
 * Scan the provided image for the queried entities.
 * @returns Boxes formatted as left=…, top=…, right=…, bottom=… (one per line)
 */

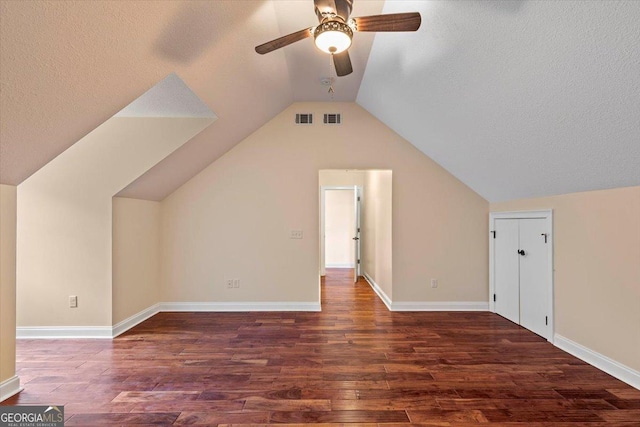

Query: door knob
left=352, top=237, right=359, bottom=240
left=518, top=249, right=525, bottom=256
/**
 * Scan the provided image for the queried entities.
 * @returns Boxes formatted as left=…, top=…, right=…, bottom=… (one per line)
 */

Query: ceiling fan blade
left=352, top=12, right=421, bottom=32
left=333, top=50, right=353, bottom=77
left=255, top=27, right=313, bottom=54
left=314, top=0, right=353, bottom=21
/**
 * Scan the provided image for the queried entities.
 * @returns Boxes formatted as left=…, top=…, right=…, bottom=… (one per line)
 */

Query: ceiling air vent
left=323, top=113, right=342, bottom=125
left=295, top=113, right=313, bottom=125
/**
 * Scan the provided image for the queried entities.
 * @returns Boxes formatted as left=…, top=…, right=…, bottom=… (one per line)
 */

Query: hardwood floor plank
left=2, top=269, right=638, bottom=425
left=173, top=411, right=270, bottom=425
left=66, top=412, right=180, bottom=425
left=244, top=396, right=332, bottom=411
left=268, top=409, right=410, bottom=423
left=481, top=408, right=605, bottom=423
left=407, top=408, right=488, bottom=423
left=112, top=391, right=201, bottom=402
left=330, top=397, right=438, bottom=411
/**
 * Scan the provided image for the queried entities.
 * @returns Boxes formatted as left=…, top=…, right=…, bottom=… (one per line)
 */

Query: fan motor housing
left=314, top=0, right=353, bottom=22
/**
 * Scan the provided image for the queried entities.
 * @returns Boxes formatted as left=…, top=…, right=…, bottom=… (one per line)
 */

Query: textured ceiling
left=2, top=1, right=639, bottom=203
left=358, top=0, right=640, bottom=202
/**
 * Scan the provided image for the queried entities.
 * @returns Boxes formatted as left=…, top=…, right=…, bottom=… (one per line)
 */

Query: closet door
left=494, top=219, right=520, bottom=324
left=519, top=218, right=549, bottom=339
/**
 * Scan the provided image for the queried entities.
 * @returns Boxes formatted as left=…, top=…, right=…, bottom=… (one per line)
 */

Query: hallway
left=3, top=269, right=639, bottom=425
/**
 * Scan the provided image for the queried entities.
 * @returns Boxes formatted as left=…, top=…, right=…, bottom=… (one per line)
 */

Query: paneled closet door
left=494, top=219, right=520, bottom=324
left=493, top=217, right=550, bottom=340
left=519, top=218, right=549, bottom=339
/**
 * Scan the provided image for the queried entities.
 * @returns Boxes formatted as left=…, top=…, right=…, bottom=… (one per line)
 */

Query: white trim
left=321, top=186, right=357, bottom=190
left=160, top=301, right=321, bottom=312
left=363, top=273, right=488, bottom=312
left=0, top=375, right=22, bottom=402
left=489, top=209, right=553, bottom=220
left=16, top=326, right=112, bottom=339
left=15, top=302, right=321, bottom=340
left=320, top=185, right=361, bottom=277
left=363, top=272, right=392, bottom=310
left=391, top=301, right=489, bottom=311
left=555, top=334, right=640, bottom=390
left=489, top=209, right=554, bottom=343
left=112, top=303, right=161, bottom=338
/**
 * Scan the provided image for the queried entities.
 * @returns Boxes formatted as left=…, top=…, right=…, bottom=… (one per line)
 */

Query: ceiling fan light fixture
left=313, top=21, right=352, bottom=54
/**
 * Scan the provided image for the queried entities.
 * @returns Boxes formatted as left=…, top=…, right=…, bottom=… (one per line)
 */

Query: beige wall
left=319, top=170, right=365, bottom=188
left=17, top=117, right=212, bottom=327
left=112, top=197, right=161, bottom=324
left=491, top=186, right=640, bottom=372
left=324, top=190, right=355, bottom=268
left=362, top=170, right=393, bottom=298
left=0, top=185, right=17, bottom=383
left=161, top=102, right=489, bottom=305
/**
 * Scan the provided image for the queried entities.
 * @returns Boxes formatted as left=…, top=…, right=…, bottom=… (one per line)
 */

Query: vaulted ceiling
left=1, top=0, right=639, bottom=202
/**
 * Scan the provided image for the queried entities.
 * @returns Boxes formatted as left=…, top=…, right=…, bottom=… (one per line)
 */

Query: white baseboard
left=391, top=301, right=489, bottom=311
left=325, top=264, right=355, bottom=268
left=555, top=334, right=640, bottom=390
left=0, top=375, right=22, bottom=402
left=160, top=301, right=322, bottom=312
left=362, top=272, right=392, bottom=310
left=362, top=273, right=488, bottom=312
left=112, top=303, right=161, bottom=337
left=15, top=301, right=321, bottom=340
left=16, top=326, right=112, bottom=339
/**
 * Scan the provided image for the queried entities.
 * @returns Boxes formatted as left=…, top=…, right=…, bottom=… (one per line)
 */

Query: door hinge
left=357, top=259, right=360, bottom=264
left=490, top=230, right=496, bottom=239
left=541, top=233, right=548, bottom=243
left=493, top=293, right=496, bottom=302
left=545, top=316, right=548, bottom=325
left=357, top=196, right=361, bottom=202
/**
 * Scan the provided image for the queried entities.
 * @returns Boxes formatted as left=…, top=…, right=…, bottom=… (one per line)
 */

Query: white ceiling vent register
left=323, top=113, right=342, bottom=125
left=295, top=113, right=313, bottom=125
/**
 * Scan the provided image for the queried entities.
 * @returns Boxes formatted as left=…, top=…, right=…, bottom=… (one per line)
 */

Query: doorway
left=319, top=170, right=393, bottom=305
left=489, top=210, right=554, bottom=341
left=321, top=186, right=361, bottom=283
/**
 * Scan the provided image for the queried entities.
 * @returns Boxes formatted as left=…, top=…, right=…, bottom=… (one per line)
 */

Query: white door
left=493, top=216, right=551, bottom=340
left=519, top=218, right=549, bottom=338
left=353, top=186, right=361, bottom=283
left=494, top=219, right=520, bottom=324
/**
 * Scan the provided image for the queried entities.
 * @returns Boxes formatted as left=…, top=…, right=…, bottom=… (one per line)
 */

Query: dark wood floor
left=3, top=269, right=640, bottom=425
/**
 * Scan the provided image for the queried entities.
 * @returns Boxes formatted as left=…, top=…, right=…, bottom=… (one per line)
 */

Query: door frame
left=320, top=186, right=362, bottom=277
left=489, top=210, right=554, bottom=342
left=353, top=186, right=362, bottom=282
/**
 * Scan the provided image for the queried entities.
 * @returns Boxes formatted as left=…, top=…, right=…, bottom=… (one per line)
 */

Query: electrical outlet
left=69, top=295, right=78, bottom=308
left=431, top=279, right=438, bottom=289
left=233, top=279, right=240, bottom=288
left=290, top=230, right=303, bottom=239
left=226, top=279, right=233, bottom=289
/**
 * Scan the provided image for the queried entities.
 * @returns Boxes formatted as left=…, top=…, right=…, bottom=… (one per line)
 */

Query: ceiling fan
left=255, top=0, right=421, bottom=77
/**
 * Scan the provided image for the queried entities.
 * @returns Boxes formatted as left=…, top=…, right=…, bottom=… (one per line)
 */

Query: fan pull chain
left=328, top=54, right=335, bottom=98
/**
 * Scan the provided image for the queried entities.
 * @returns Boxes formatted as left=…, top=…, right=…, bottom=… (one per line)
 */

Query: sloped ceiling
left=358, top=0, right=640, bottom=202
left=2, top=1, right=639, bottom=202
